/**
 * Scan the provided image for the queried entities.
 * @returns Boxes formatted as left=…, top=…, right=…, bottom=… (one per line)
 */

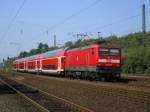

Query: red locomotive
left=12, top=44, right=121, bottom=80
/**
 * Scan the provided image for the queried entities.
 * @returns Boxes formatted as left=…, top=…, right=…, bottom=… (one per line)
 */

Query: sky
left=0, top=0, right=150, bottom=62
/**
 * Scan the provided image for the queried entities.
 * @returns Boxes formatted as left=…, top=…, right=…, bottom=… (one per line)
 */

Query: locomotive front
left=97, top=45, right=121, bottom=79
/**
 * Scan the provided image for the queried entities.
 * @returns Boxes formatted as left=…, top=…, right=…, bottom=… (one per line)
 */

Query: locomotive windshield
left=99, top=48, right=119, bottom=56
left=110, top=49, right=119, bottom=56
left=99, top=48, right=109, bottom=55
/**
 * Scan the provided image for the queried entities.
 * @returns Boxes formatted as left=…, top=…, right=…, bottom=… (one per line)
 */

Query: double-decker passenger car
left=40, top=49, right=66, bottom=75
left=12, top=44, right=121, bottom=80
left=13, top=48, right=66, bottom=76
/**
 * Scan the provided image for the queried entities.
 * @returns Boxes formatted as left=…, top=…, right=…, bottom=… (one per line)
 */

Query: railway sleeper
left=0, top=75, right=91, bottom=112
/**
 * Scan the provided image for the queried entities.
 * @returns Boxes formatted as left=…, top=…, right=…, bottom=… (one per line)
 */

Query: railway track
left=11, top=72, right=150, bottom=95
left=127, top=75, right=150, bottom=80
left=18, top=74, right=150, bottom=112
left=21, top=73, right=150, bottom=106
left=14, top=73, right=150, bottom=107
left=0, top=75, right=93, bottom=112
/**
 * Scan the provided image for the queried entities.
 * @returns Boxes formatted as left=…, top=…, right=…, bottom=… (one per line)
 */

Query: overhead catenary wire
left=86, top=10, right=150, bottom=33
left=47, top=0, right=102, bottom=31
left=23, top=0, right=102, bottom=46
left=65, top=4, right=150, bottom=34
left=2, top=0, right=149, bottom=47
left=38, top=14, right=142, bottom=43
left=87, top=14, right=141, bottom=32
left=89, top=5, right=150, bottom=32
left=15, top=11, right=149, bottom=40
left=0, top=0, right=26, bottom=44
left=64, top=14, right=141, bottom=40
left=14, top=2, right=149, bottom=41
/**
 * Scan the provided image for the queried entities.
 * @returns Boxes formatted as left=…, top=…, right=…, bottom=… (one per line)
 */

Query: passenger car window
left=43, top=64, right=55, bottom=70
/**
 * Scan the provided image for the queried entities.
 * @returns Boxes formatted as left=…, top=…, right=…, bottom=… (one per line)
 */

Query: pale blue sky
left=0, top=0, right=150, bottom=61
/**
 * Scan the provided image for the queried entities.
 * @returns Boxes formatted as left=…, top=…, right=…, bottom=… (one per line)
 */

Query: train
left=12, top=44, right=121, bottom=80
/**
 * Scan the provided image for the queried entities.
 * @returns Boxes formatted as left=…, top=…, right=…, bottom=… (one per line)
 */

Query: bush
left=135, top=66, right=144, bottom=74
left=144, top=68, right=150, bottom=75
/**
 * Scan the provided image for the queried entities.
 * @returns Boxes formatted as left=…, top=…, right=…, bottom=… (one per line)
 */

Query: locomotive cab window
left=99, top=48, right=109, bottom=55
left=110, top=49, right=119, bottom=56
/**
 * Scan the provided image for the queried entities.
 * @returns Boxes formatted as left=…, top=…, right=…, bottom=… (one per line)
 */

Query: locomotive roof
left=67, top=44, right=120, bottom=52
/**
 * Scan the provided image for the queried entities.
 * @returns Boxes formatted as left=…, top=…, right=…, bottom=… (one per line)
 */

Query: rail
left=0, top=75, right=93, bottom=112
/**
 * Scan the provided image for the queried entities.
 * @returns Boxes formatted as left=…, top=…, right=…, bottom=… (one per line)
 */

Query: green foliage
left=18, top=51, right=28, bottom=58
left=37, top=43, right=49, bottom=53
left=17, top=42, right=54, bottom=58
left=145, top=68, right=150, bottom=75
left=65, top=41, right=73, bottom=47
left=2, top=59, right=13, bottom=73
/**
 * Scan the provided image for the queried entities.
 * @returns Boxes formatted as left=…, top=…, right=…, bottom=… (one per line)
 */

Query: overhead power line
left=31, top=14, right=141, bottom=44
left=23, top=0, right=102, bottom=45
left=89, top=14, right=141, bottom=31
left=9, top=42, right=21, bottom=46
left=0, top=0, right=26, bottom=44
left=47, top=0, right=102, bottom=31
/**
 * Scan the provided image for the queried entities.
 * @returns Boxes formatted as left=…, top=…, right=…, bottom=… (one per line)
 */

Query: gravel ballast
left=0, top=94, right=39, bottom=112
left=11, top=73, right=150, bottom=112
left=0, top=78, right=39, bottom=112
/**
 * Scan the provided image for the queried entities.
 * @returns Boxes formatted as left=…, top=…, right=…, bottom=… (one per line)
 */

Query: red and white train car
left=13, top=48, right=66, bottom=76
left=25, top=55, right=37, bottom=73
left=13, top=58, right=25, bottom=72
left=65, top=44, right=121, bottom=79
left=12, top=60, right=18, bottom=71
left=40, top=49, right=66, bottom=75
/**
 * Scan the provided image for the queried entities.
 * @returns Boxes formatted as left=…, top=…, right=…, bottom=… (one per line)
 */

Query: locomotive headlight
left=98, top=59, right=107, bottom=62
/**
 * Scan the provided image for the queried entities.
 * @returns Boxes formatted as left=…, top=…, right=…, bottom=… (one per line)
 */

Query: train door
left=86, top=50, right=89, bottom=65
left=23, top=62, right=25, bottom=71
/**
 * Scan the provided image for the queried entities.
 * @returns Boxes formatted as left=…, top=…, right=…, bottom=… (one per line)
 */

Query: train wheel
left=111, top=77, right=117, bottom=82
left=110, top=74, right=120, bottom=82
left=80, top=72, right=84, bottom=80
left=99, top=74, right=106, bottom=81
left=83, top=72, right=88, bottom=80
left=95, top=72, right=100, bottom=81
left=65, top=71, right=71, bottom=79
left=101, top=77, right=106, bottom=81
left=89, top=72, right=95, bottom=81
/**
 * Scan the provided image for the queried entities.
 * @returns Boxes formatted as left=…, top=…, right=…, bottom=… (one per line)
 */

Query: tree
left=19, top=51, right=28, bottom=58
left=37, top=43, right=49, bottom=53
left=65, top=41, right=73, bottom=47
